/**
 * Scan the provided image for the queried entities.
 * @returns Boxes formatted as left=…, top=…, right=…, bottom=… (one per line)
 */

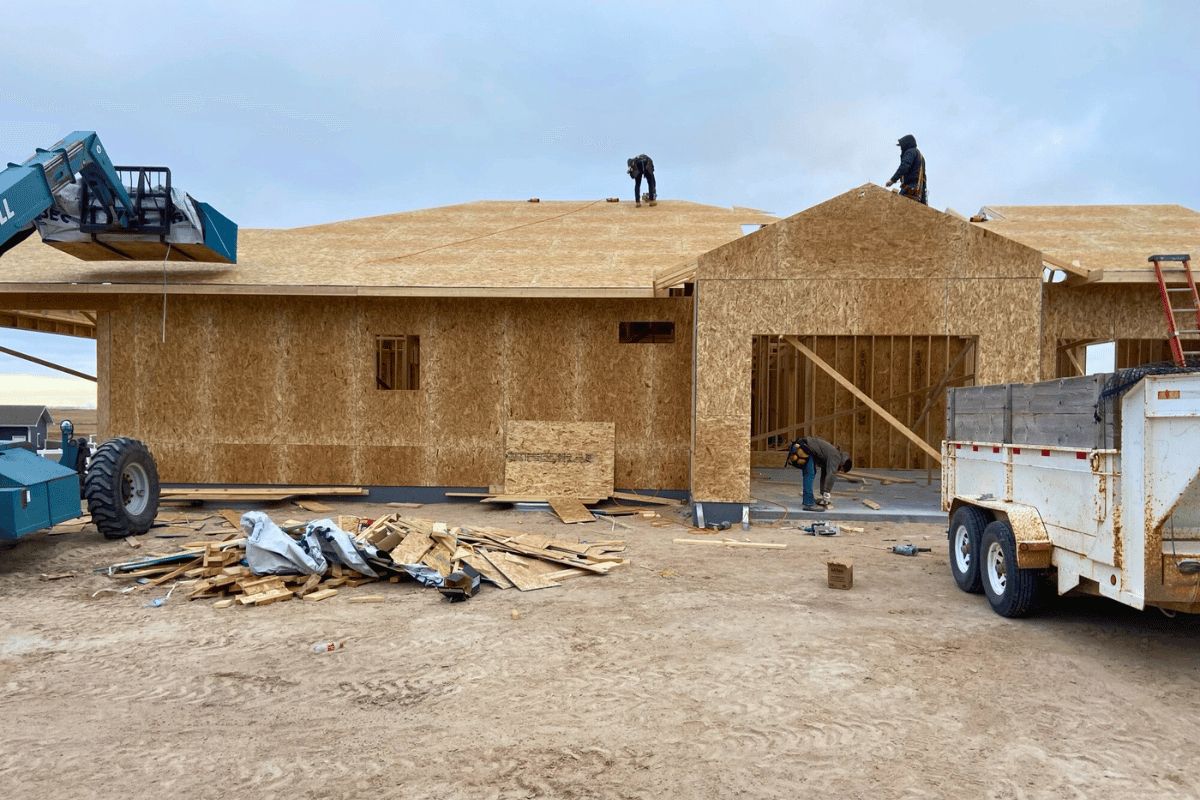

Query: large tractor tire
left=84, top=437, right=160, bottom=540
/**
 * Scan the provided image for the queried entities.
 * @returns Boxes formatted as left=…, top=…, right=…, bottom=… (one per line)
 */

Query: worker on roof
left=786, top=437, right=853, bottom=512
left=885, top=134, right=927, bottom=205
left=627, top=154, right=656, bottom=207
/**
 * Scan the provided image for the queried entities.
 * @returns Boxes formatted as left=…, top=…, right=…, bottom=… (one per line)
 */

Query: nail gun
left=892, top=543, right=931, bottom=556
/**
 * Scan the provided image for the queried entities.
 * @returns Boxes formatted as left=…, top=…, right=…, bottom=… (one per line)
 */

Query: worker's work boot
left=636, top=201, right=642, bottom=208
left=802, top=504, right=826, bottom=512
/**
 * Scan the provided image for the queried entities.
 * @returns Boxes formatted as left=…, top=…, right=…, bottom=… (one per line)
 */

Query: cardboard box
left=827, top=558, right=853, bottom=590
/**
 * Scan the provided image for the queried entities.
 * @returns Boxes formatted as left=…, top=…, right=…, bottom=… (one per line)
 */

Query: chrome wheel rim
left=985, top=539, right=1007, bottom=596
left=953, top=524, right=972, bottom=574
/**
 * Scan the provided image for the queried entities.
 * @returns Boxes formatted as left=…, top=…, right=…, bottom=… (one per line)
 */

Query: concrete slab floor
left=750, top=467, right=947, bottom=525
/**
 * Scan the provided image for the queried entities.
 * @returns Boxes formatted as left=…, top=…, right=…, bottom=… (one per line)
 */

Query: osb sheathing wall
left=96, top=295, right=693, bottom=489
left=691, top=185, right=1044, bottom=504
left=1040, top=283, right=1172, bottom=377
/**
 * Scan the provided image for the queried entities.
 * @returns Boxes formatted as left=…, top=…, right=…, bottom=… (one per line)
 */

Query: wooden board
left=461, top=553, right=515, bottom=589
left=503, top=421, right=615, bottom=498
left=548, top=498, right=596, bottom=524
left=389, top=532, right=434, bottom=565
left=673, top=538, right=787, bottom=549
left=479, top=550, right=562, bottom=591
left=609, top=490, right=682, bottom=506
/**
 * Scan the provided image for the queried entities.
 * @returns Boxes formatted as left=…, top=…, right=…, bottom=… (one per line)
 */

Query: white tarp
left=306, top=519, right=381, bottom=578
left=33, top=181, right=207, bottom=245
left=241, top=511, right=327, bottom=576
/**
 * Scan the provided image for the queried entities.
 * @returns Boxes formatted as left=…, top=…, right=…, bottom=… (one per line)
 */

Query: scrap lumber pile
left=356, top=514, right=627, bottom=592
left=102, top=513, right=626, bottom=606
left=102, top=536, right=378, bottom=606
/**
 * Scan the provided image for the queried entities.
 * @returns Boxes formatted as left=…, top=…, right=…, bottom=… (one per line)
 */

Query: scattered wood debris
left=861, top=499, right=883, bottom=510
left=295, top=499, right=336, bottom=513
left=673, top=538, right=787, bottom=549
left=100, top=513, right=627, bottom=606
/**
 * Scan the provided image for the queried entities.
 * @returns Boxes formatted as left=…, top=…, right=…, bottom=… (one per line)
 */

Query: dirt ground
left=3, top=497, right=1200, bottom=800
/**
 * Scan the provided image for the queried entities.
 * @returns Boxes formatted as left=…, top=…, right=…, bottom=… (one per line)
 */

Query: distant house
left=0, top=405, right=53, bottom=448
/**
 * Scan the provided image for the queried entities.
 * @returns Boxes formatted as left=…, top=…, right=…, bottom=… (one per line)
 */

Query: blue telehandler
left=1, top=130, right=234, bottom=541
left=1, top=421, right=159, bottom=541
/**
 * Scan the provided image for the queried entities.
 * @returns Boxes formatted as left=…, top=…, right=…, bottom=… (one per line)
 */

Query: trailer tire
left=948, top=505, right=989, bottom=593
left=84, top=437, right=160, bottom=540
left=980, top=520, right=1040, bottom=617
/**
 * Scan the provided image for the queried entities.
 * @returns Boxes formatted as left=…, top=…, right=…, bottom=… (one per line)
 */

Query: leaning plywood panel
left=503, top=421, right=616, bottom=498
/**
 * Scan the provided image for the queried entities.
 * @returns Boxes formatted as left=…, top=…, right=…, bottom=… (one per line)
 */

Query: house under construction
left=3, top=185, right=1197, bottom=522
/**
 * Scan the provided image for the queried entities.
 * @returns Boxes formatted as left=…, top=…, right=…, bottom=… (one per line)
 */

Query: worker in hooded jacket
left=886, top=134, right=927, bottom=205
left=627, top=154, right=656, bottom=207
left=786, top=436, right=853, bottom=512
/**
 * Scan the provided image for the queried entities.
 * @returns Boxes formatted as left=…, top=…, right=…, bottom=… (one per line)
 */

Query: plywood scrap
left=303, top=589, right=338, bottom=602
left=548, top=497, right=597, bottom=524
left=862, top=499, right=882, bottom=510
left=390, top=531, right=435, bottom=565
left=480, top=550, right=562, bottom=591
left=461, top=553, right=515, bottom=589
left=296, top=499, right=336, bottom=513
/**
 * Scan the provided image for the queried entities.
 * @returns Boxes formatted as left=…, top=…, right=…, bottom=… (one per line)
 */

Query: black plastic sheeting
left=1094, top=360, right=1200, bottom=422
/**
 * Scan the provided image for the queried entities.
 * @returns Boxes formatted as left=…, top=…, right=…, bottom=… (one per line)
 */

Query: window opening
left=620, top=321, right=675, bottom=343
left=376, top=335, right=420, bottom=390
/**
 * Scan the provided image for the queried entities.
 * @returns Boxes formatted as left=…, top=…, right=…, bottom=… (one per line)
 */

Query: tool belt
left=786, top=439, right=813, bottom=468
left=900, top=184, right=921, bottom=198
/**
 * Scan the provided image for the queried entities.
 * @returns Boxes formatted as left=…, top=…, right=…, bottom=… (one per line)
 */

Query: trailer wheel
left=84, top=437, right=160, bottom=540
left=980, top=520, right=1040, bottom=617
left=948, top=505, right=989, bottom=593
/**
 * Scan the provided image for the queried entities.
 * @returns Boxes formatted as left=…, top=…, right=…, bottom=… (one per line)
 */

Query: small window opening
left=377, top=335, right=420, bottom=390
left=620, top=321, right=675, bottom=343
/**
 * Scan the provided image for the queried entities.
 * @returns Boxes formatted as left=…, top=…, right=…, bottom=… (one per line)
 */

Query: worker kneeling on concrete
left=786, top=437, right=852, bottom=512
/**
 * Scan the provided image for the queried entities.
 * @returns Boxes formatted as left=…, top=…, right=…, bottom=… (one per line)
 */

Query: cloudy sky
left=2, top=0, right=1197, bottom=404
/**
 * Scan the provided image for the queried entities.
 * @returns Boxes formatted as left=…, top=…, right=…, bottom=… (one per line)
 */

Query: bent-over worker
left=885, top=134, right=927, bottom=205
left=786, top=436, right=853, bottom=512
left=627, top=154, right=656, bottom=207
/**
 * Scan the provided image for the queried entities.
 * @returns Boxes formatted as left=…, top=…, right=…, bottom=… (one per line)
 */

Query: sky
left=2, top=0, right=1196, bottom=403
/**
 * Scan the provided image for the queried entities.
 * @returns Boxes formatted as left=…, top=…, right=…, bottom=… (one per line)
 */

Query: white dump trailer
left=942, top=369, right=1200, bottom=617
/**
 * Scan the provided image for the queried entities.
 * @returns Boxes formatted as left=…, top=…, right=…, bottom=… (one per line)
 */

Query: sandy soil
left=2, top=498, right=1200, bottom=800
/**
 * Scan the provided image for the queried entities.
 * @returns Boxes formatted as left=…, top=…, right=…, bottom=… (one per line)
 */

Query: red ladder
left=1150, top=253, right=1200, bottom=367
